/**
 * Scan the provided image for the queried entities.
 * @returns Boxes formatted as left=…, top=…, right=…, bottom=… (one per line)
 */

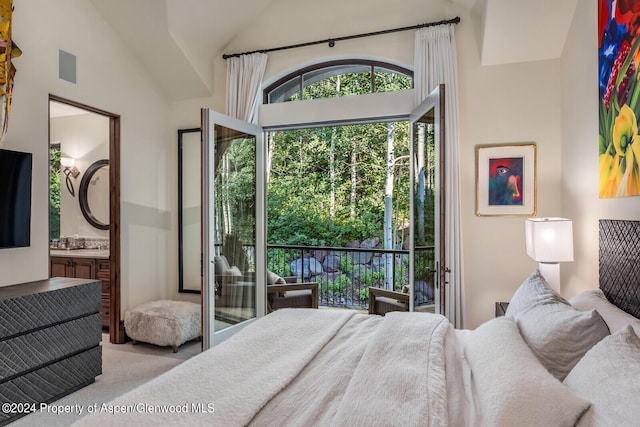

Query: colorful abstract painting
left=599, top=0, right=640, bottom=198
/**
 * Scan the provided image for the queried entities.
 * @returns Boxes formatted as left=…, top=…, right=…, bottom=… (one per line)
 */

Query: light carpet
left=9, top=335, right=200, bottom=427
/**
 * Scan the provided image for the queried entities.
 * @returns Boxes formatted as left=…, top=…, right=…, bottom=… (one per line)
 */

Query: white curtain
left=414, top=24, right=465, bottom=328
left=225, top=53, right=268, bottom=123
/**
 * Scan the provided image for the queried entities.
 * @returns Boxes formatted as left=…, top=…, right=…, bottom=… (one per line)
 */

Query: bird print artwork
left=488, top=157, right=524, bottom=206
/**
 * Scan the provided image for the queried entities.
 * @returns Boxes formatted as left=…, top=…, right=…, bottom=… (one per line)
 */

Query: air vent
left=58, top=49, right=77, bottom=84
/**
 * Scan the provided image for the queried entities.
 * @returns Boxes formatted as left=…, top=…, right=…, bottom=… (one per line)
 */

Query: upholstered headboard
left=599, top=219, right=640, bottom=318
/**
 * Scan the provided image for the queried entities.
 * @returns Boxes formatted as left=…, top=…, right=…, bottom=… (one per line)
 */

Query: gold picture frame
left=476, top=143, right=537, bottom=216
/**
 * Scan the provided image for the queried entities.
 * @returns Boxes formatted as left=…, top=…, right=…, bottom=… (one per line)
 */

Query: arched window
left=263, top=59, right=413, bottom=104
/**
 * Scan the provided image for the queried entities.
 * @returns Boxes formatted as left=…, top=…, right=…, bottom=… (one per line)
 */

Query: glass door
left=409, top=85, right=445, bottom=314
left=201, top=109, right=266, bottom=349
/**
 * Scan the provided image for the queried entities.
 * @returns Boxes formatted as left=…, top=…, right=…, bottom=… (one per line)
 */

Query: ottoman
left=124, top=300, right=201, bottom=352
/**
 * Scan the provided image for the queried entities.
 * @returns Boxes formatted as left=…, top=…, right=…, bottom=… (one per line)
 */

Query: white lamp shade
left=60, top=157, right=75, bottom=167
left=525, top=217, right=574, bottom=263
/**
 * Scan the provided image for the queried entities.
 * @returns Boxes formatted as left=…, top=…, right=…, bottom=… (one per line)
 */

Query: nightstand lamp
left=525, top=217, right=574, bottom=293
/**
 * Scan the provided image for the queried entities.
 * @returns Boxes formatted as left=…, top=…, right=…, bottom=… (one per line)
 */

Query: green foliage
left=359, top=269, right=385, bottom=287
left=327, top=274, right=350, bottom=297
left=49, top=146, right=61, bottom=240
left=267, top=119, right=411, bottom=247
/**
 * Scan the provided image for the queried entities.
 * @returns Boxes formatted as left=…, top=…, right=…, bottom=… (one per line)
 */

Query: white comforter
left=74, top=309, right=462, bottom=427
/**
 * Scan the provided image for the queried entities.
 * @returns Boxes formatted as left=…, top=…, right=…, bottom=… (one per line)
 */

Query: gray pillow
left=505, top=269, right=567, bottom=316
left=505, top=270, right=610, bottom=380
left=564, top=326, right=640, bottom=426
left=464, top=317, right=590, bottom=426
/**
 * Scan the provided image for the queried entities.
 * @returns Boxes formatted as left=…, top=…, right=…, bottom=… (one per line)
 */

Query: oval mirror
left=79, top=159, right=109, bottom=230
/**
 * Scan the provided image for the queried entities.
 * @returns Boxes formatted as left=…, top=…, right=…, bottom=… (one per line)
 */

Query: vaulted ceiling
left=89, top=0, right=578, bottom=101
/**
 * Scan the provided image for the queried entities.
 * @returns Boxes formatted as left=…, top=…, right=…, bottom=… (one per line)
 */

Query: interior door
left=201, top=109, right=266, bottom=349
left=409, top=84, right=445, bottom=314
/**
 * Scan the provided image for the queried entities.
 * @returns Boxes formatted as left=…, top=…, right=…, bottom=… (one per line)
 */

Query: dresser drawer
left=0, top=280, right=101, bottom=339
left=0, top=346, right=102, bottom=425
left=0, top=313, right=101, bottom=381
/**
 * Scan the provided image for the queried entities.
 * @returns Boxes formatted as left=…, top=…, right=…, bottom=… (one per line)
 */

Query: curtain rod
left=222, top=16, right=460, bottom=60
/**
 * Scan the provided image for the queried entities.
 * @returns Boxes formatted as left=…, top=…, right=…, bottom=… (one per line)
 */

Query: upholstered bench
left=124, top=300, right=201, bottom=352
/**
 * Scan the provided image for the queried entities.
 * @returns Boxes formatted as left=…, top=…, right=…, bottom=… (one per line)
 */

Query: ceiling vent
left=58, top=49, right=77, bottom=84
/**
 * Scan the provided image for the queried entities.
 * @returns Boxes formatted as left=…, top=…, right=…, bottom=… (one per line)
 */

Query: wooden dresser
left=0, top=278, right=102, bottom=426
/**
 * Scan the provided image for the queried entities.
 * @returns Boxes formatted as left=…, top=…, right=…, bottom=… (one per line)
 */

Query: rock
left=290, top=257, right=323, bottom=279
left=360, top=237, right=380, bottom=249
left=323, top=254, right=341, bottom=272
left=313, top=249, right=328, bottom=262
left=415, top=279, right=434, bottom=304
left=351, top=251, right=373, bottom=265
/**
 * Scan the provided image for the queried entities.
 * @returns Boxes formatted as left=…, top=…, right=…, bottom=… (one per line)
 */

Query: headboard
left=599, top=219, right=640, bottom=318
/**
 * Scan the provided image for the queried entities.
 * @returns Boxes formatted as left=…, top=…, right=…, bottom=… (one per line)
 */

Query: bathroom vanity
left=50, top=249, right=110, bottom=328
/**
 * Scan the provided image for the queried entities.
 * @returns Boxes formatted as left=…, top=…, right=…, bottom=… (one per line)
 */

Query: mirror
left=79, top=159, right=109, bottom=230
left=178, top=128, right=202, bottom=293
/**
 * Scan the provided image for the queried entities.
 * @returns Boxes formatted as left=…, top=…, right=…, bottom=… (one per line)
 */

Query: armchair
left=266, top=280, right=319, bottom=313
left=368, top=287, right=409, bottom=316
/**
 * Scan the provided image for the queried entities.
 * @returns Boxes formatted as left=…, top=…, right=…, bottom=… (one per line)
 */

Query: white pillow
left=464, top=317, right=590, bottom=426
left=570, top=289, right=640, bottom=336
left=564, top=326, right=640, bottom=426
left=505, top=270, right=610, bottom=380
left=267, top=270, right=286, bottom=285
left=228, top=266, right=243, bottom=277
left=214, top=255, right=231, bottom=275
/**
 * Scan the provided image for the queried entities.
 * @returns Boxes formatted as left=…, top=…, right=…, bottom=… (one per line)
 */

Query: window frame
left=263, top=59, right=413, bottom=104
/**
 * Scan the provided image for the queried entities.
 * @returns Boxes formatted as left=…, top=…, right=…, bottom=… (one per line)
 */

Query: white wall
left=0, top=0, right=176, bottom=315
left=139, top=0, right=640, bottom=326
left=212, top=0, right=564, bottom=328
left=51, top=113, right=110, bottom=239
left=1, top=0, right=615, bottom=329
left=560, top=0, right=639, bottom=298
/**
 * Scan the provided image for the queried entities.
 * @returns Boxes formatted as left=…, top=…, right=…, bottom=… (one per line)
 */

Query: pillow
left=505, top=270, right=610, bottom=380
left=228, top=266, right=243, bottom=277
left=570, top=289, right=640, bottom=336
left=504, top=269, right=567, bottom=316
left=267, top=270, right=286, bottom=285
left=563, top=326, right=640, bottom=426
left=214, top=255, right=231, bottom=275
left=464, top=317, right=590, bottom=426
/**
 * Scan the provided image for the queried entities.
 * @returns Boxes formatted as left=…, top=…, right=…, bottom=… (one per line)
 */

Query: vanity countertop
left=50, top=249, right=110, bottom=259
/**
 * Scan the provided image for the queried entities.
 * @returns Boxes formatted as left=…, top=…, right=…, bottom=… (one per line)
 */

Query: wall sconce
left=525, top=217, right=574, bottom=293
left=61, top=157, right=80, bottom=197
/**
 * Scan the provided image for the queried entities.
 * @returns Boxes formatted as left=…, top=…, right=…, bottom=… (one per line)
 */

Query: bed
left=73, top=219, right=640, bottom=426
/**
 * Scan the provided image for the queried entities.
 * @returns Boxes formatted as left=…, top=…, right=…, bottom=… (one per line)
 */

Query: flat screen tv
left=0, top=148, right=33, bottom=249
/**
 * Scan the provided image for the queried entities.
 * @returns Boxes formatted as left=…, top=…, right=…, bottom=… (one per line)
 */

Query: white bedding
left=74, top=309, right=465, bottom=427
left=72, top=274, right=640, bottom=427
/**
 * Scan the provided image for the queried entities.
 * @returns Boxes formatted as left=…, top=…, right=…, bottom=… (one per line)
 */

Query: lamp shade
left=525, top=217, right=574, bottom=263
left=60, top=157, right=75, bottom=167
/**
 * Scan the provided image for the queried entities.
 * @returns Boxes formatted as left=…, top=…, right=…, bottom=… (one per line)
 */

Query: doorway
left=48, top=95, right=123, bottom=344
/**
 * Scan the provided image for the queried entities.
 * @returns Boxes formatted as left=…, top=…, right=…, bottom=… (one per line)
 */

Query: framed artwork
left=476, top=143, right=537, bottom=216
left=598, top=0, right=640, bottom=198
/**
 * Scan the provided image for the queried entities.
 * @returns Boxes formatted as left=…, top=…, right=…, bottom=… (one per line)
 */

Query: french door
left=201, top=109, right=266, bottom=349
left=409, top=85, right=445, bottom=314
